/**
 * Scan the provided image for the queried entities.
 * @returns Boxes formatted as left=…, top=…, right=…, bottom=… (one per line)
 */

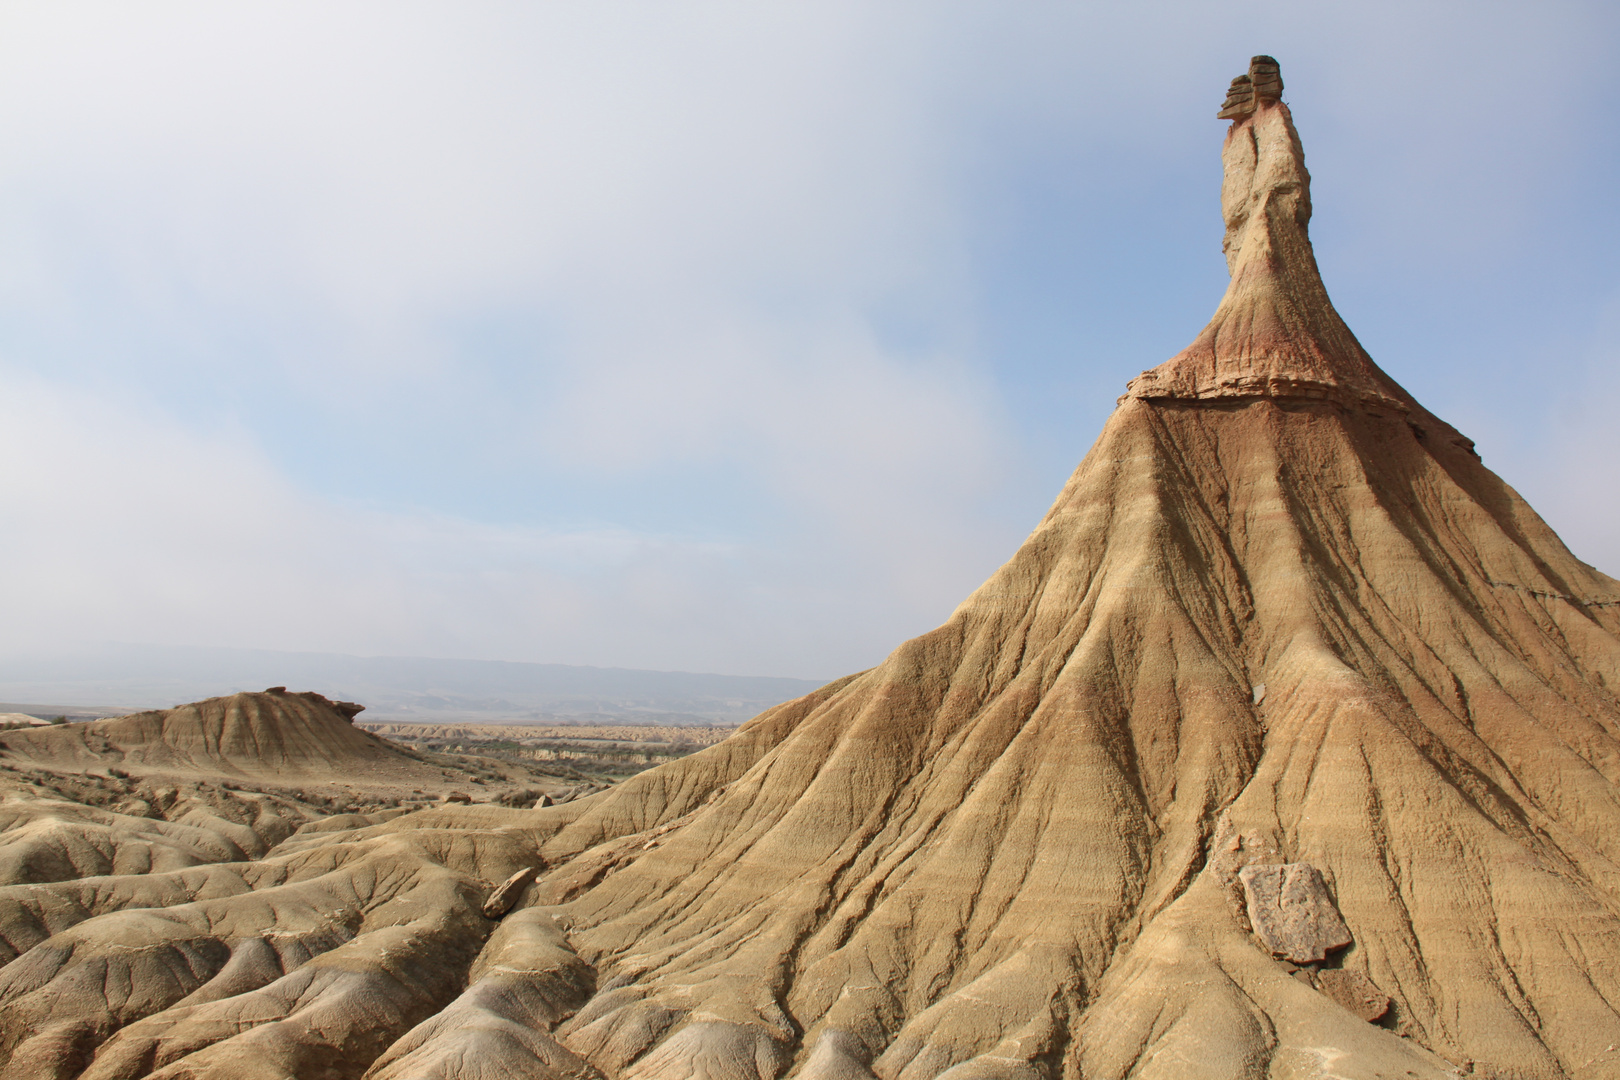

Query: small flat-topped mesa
left=1128, top=56, right=1406, bottom=409
left=1216, top=55, right=1283, bottom=120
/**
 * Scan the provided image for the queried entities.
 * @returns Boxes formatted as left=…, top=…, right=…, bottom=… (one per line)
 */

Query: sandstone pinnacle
left=1129, top=56, right=1408, bottom=412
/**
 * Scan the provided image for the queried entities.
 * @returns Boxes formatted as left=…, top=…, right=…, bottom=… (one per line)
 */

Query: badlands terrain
left=1, top=56, right=1618, bottom=1080
left=0, top=691, right=601, bottom=889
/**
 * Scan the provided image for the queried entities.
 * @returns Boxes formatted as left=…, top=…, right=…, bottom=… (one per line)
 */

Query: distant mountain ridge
left=0, top=643, right=824, bottom=723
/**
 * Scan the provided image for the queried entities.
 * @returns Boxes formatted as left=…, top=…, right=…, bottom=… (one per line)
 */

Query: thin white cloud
left=0, top=368, right=962, bottom=675
left=0, top=1, right=1614, bottom=680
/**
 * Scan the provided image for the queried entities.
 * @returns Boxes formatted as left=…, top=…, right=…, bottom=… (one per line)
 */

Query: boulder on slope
left=1238, top=862, right=1352, bottom=964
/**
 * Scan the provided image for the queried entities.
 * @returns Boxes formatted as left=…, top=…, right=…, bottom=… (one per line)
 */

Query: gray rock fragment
left=1238, top=861, right=1352, bottom=963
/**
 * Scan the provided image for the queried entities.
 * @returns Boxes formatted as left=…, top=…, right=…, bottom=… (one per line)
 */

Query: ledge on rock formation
left=2, top=56, right=1619, bottom=1080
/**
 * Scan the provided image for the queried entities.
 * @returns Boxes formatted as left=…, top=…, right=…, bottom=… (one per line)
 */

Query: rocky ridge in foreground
left=1, top=56, right=1618, bottom=1080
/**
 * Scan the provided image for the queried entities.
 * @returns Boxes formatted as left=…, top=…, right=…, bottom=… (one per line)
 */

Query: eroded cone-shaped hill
left=2, top=56, right=1618, bottom=1080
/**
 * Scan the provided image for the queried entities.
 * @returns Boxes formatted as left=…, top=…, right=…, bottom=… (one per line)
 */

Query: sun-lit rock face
left=3, top=56, right=1620, bottom=1080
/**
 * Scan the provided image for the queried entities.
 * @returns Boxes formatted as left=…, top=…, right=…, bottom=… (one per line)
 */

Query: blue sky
left=0, top=1, right=1616, bottom=679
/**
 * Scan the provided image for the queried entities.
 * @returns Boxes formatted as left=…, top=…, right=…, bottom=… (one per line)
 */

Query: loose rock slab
left=1318, top=969, right=1392, bottom=1022
left=1239, top=862, right=1352, bottom=963
left=483, top=865, right=539, bottom=918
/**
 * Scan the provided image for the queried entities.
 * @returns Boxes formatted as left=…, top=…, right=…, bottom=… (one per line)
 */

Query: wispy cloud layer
left=0, top=2, right=1616, bottom=678
left=0, top=369, right=943, bottom=673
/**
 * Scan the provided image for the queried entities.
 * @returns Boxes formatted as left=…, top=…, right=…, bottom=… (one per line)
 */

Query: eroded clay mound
left=0, top=690, right=388, bottom=779
left=1, top=56, right=1617, bottom=1080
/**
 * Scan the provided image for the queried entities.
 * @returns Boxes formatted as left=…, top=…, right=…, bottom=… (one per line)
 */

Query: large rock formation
left=1, top=56, right=1617, bottom=1079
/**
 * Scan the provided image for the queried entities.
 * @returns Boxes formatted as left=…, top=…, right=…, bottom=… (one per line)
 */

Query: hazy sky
left=1, top=2, right=1616, bottom=679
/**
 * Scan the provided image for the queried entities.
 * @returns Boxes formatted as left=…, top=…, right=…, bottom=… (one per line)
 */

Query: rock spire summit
left=1215, top=54, right=1283, bottom=120
left=1128, top=56, right=1403, bottom=408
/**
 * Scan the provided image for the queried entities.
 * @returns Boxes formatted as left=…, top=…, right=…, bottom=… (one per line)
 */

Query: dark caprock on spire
left=1217, top=55, right=1283, bottom=120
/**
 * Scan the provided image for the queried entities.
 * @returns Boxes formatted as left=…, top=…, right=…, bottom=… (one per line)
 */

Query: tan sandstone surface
left=0, top=56, right=1617, bottom=1080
